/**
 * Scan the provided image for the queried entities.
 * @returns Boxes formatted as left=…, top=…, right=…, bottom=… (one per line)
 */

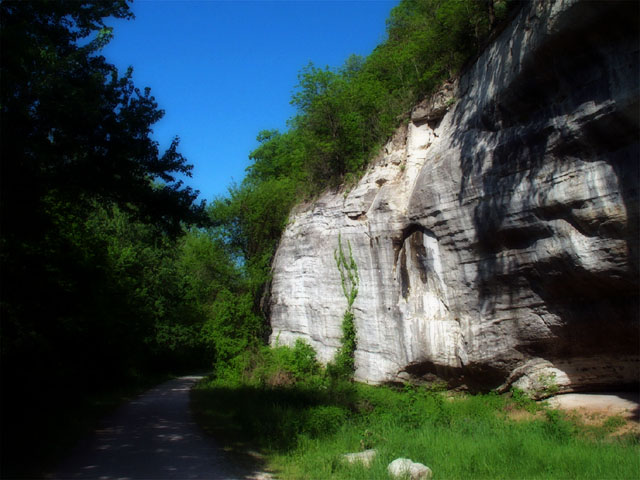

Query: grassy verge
left=192, top=347, right=640, bottom=479
left=1, top=371, right=175, bottom=479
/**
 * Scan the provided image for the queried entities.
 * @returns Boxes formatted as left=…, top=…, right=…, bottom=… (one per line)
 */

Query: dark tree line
left=0, top=3, right=241, bottom=475
left=0, top=0, right=210, bottom=388
left=0, top=0, right=278, bottom=405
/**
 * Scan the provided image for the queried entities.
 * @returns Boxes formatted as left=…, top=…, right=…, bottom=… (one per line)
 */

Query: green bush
left=510, top=387, right=540, bottom=413
left=254, top=339, right=322, bottom=387
left=304, top=405, right=349, bottom=438
left=291, top=340, right=322, bottom=379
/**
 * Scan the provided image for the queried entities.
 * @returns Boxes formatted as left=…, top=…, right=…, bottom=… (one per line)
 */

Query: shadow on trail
left=50, top=376, right=266, bottom=480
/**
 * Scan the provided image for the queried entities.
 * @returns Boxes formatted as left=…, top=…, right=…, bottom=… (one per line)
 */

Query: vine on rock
left=331, top=233, right=360, bottom=379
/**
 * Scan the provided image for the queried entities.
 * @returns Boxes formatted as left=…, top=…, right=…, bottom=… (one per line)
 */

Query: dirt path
left=49, top=376, right=270, bottom=480
left=547, top=392, right=639, bottom=419
left=546, top=392, right=640, bottom=437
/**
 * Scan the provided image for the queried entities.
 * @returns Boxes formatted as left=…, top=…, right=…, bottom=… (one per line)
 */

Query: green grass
left=192, top=372, right=640, bottom=480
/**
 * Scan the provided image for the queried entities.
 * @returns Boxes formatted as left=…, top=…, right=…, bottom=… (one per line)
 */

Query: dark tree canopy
left=0, top=0, right=207, bottom=392
left=0, top=0, right=204, bottom=240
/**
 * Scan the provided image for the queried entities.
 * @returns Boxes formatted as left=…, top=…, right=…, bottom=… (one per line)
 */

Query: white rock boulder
left=387, top=458, right=433, bottom=480
left=341, top=449, right=377, bottom=468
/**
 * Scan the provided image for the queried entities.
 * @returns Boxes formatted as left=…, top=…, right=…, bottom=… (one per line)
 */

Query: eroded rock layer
left=269, top=0, right=639, bottom=393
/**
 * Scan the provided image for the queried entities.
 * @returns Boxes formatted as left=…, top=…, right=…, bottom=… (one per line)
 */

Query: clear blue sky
left=101, top=0, right=398, bottom=203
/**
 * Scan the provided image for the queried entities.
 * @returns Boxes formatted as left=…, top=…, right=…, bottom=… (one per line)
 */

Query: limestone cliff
left=268, top=0, right=639, bottom=393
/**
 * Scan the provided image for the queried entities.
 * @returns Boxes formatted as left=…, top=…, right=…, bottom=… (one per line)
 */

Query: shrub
left=303, top=405, right=348, bottom=437
left=510, top=387, right=540, bottom=413
left=212, top=339, right=323, bottom=389
left=537, top=371, right=560, bottom=397
left=542, top=409, right=575, bottom=442
left=253, top=339, right=322, bottom=387
left=291, top=339, right=322, bottom=379
left=603, top=415, right=626, bottom=432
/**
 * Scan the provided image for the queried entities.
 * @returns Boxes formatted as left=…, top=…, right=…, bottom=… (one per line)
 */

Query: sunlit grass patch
left=192, top=361, right=640, bottom=480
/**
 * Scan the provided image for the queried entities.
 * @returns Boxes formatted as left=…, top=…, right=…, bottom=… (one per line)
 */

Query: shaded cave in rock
left=400, top=361, right=508, bottom=392
left=393, top=224, right=441, bottom=300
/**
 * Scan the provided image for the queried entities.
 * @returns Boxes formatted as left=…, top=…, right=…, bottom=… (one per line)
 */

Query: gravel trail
left=547, top=392, right=639, bottom=419
left=50, top=376, right=267, bottom=480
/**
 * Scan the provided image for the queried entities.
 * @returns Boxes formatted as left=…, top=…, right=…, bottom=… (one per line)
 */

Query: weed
left=603, top=415, right=626, bottom=432
left=537, top=371, right=559, bottom=397
left=194, top=377, right=640, bottom=479
left=424, top=380, right=448, bottom=393
left=330, top=234, right=359, bottom=379
left=543, top=409, right=574, bottom=442
left=510, top=387, right=540, bottom=413
left=304, top=405, right=348, bottom=437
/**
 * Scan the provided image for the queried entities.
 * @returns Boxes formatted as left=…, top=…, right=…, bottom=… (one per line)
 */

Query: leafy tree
left=89, top=207, right=222, bottom=372
left=211, top=127, right=307, bottom=289
left=0, top=1, right=204, bottom=238
left=201, top=289, right=262, bottom=375
left=0, top=0, right=207, bottom=391
left=209, top=176, right=297, bottom=301
left=245, top=129, right=307, bottom=186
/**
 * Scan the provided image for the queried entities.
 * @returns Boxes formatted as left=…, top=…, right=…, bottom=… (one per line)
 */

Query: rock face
left=268, top=0, right=639, bottom=392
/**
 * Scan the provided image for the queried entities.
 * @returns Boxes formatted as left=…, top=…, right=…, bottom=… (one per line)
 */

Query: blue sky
left=101, top=0, right=398, bottom=203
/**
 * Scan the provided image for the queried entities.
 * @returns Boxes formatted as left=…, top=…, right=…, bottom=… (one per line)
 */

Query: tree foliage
left=270, top=0, right=511, bottom=190
left=0, top=1, right=204, bottom=237
left=0, top=0, right=209, bottom=397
